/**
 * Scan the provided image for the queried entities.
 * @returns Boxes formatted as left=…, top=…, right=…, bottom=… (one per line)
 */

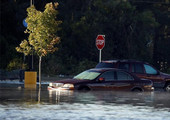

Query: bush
left=7, top=58, right=28, bottom=71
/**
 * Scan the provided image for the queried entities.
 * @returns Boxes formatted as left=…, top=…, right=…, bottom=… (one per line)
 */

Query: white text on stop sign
left=96, top=40, right=104, bottom=45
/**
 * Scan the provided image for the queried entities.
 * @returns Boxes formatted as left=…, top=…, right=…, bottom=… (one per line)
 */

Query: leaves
left=16, top=2, right=62, bottom=57
left=1, top=0, right=168, bottom=73
left=16, top=39, right=32, bottom=56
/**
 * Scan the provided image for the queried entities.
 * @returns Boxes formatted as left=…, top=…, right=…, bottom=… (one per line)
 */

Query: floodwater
left=0, top=87, right=170, bottom=120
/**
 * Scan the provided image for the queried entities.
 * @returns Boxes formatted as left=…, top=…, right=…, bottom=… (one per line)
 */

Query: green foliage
left=1, top=0, right=170, bottom=74
left=15, top=2, right=62, bottom=86
left=16, top=2, right=62, bottom=57
left=62, top=0, right=158, bottom=61
left=7, top=58, right=28, bottom=71
left=0, top=0, right=27, bottom=69
left=16, top=39, right=32, bottom=56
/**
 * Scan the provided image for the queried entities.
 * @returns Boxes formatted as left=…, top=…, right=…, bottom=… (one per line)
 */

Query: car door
left=92, top=70, right=116, bottom=90
left=94, top=70, right=134, bottom=90
left=113, top=70, right=135, bottom=90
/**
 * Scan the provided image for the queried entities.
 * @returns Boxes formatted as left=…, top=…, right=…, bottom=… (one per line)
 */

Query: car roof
left=89, top=68, right=128, bottom=72
left=89, top=68, right=140, bottom=80
left=101, top=59, right=149, bottom=64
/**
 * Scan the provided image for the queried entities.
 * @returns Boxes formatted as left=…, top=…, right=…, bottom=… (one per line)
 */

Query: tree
left=16, top=2, right=62, bottom=87
left=65, top=0, right=158, bottom=61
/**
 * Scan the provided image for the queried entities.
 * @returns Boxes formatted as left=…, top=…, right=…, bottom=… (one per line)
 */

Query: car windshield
left=73, top=71, right=101, bottom=80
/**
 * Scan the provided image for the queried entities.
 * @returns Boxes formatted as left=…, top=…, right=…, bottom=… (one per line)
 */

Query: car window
left=99, top=71, right=115, bottom=81
left=96, top=62, right=115, bottom=68
left=74, top=71, right=100, bottom=80
left=144, top=64, right=157, bottom=75
left=118, top=63, right=130, bottom=71
left=132, top=63, right=144, bottom=73
left=117, top=71, right=134, bottom=80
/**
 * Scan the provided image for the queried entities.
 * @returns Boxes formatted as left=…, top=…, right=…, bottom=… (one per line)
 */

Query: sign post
left=99, top=49, right=102, bottom=62
left=96, top=35, right=105, bottom=62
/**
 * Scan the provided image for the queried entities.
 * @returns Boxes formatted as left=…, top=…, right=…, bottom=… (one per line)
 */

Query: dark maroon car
left=96, top=60, right=170, bottom=91
left=48, top=68, right=153, bottom=92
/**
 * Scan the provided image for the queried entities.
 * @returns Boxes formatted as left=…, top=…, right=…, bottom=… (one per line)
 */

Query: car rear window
left=95, top=62, right=116, bottom=68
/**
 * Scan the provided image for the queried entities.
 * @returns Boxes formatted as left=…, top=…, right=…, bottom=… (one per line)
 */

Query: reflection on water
left=0, top=88, right=170, bottom=120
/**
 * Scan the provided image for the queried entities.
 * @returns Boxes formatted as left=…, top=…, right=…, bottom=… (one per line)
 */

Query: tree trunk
left=38, top=87, right=41, bottom=103
left=39, top=56, right=42, bottom=88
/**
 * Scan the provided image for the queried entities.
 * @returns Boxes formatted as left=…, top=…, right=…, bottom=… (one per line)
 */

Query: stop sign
left=96, top=35, right=105, bottom=50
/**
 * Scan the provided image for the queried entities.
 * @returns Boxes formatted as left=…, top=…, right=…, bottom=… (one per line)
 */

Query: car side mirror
left=98, top=77, right=105, bottom=82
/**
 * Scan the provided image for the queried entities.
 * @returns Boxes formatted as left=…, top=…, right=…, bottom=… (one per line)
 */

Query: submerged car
left=96, top=60, right=170, bottom=91
left=48, top=68, right=154, bottom=92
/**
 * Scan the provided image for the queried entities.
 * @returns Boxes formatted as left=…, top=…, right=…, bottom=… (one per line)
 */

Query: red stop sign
left=96, top=35, right=105, bottom=50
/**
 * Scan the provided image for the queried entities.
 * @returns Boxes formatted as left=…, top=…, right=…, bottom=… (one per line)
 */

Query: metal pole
left=30, top=0, right=32, bottom=6
left=32, top=52, right=33, bottom=70
left=99, top=49, right=101, bottom=62
left=30, top=0, right=34, bottom=70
